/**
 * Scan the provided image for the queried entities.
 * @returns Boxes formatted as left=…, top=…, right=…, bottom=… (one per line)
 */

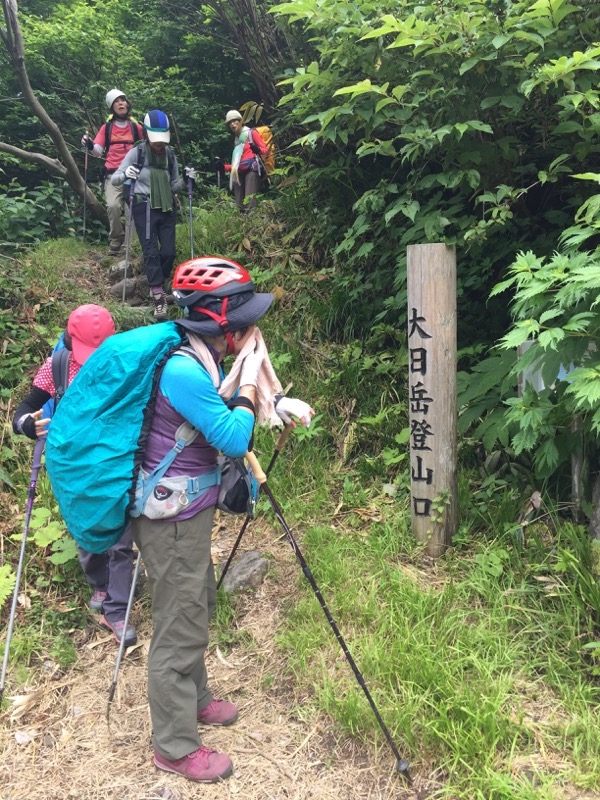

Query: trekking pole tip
left=396, top=759, right=412, bottom=785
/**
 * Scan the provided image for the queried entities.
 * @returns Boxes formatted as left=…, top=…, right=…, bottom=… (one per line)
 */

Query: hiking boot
left=152, top=292, right=168, bottom=319
left=154, top=746, right=233, bottom=783
left=88, top=590, right=108, bottom=613
left=197, top=698, right=239, bottom=726
left=100, top=615, right=137, bottom=647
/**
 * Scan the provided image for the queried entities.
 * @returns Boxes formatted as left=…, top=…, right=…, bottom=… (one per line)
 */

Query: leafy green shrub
left=272, top=0, right=598, bottom=342
left=0, top=178, right=103, bottom=250
left=459, top=175, right=600, bottom=513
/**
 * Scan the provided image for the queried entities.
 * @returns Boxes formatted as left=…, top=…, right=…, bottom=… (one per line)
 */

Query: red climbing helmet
left=172, top=257, right=253, bottom=306
left=172, top=257, right=273, bottom=349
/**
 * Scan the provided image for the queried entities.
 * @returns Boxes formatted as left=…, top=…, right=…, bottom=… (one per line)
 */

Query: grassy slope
left=2, top=203, right=600, bottom=799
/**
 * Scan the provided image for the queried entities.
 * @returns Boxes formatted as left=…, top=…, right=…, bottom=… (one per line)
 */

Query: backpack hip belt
left=130, top=422, right=222, bottom=520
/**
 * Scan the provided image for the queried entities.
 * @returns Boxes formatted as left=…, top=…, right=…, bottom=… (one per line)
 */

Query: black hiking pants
left=132, top=199, right=176, bottom=289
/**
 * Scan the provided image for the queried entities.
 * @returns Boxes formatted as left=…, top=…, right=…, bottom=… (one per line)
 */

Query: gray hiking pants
left=78, top=526, right=134, bottom=623
left=233, top=168, right=260, bottom=212
left=131, top=507, right=216, bottom=760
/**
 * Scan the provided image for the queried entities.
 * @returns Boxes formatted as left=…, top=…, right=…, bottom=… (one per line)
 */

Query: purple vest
left=142, top=391, right=219, bottom=519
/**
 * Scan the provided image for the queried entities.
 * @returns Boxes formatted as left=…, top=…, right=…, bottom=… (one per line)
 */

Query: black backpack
left=51, top=347, right=70, bottom=410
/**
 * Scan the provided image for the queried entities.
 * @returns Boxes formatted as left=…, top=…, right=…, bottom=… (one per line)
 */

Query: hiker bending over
left=111, top=109, right=196, bottom=320
left=221, top=109, right=269, bottom=212
left=132, top=256, right=314, bottom=783
left=81, top=89, right=144, bottom=255
left=12, top=305, right=137, bottom=648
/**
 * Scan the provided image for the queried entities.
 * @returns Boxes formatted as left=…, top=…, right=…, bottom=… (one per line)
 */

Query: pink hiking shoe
left=99, top=615, right=137, bottom=647
left=88, top=590, right=107, bottom=613
left=154, top=746, right=233, bottom=783
left=197, top=698, right=239, bottom=726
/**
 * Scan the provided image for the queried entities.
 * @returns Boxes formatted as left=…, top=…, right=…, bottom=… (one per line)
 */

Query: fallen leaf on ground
left=9, top=688, right=45, bottom=721
left=14, top=728, right=38, bottom=745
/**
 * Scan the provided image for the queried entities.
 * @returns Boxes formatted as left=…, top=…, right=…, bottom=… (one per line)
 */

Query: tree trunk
left=0, top=0, right=108, bottom=227
left=589, top=474, right=600, bottom=540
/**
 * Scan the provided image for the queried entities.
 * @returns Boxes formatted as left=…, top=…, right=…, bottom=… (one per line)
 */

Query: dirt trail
left=0, top=518, right=418, bottom=800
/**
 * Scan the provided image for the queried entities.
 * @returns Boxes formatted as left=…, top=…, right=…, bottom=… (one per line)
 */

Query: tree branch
left=0, top=141, right=67, bottom=175
left=0, top=0, right=108, bottom=226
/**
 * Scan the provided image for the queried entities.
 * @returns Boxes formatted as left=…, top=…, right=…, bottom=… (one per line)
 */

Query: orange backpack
left=253, top=126, right=275, bottom=174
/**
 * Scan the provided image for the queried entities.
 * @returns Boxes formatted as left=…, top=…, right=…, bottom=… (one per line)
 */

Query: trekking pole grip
left=246, top=451, right=266, bottom=485
left=275, top=423, right=293, bottom=452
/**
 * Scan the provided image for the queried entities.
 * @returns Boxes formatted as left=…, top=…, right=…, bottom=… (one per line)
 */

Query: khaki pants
left=233, top=169, right=260, bottom=212
left=132, top=508, right=216, bottom=760
left=104, top=179, right=125, bottom=249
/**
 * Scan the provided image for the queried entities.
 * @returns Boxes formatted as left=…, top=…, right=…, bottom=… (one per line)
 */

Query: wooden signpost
left=407, top=243, right=457, bottom=557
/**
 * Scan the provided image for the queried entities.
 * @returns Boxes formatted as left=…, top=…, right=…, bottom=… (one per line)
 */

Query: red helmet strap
left=190, top=297, right=236, bottom=355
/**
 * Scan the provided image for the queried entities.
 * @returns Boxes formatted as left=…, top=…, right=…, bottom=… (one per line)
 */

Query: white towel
left=186, top=328, right=282, bottom=426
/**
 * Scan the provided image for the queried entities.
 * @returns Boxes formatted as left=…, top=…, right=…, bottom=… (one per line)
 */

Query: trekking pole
left=187, top=166, right=194, bottom=259
left=0, top=437, right=46, bottom=703
left=217, top=423, right=294, bottom=591
left=245, top=450, right=412, bottom=784
left=106, top=552, right=142, bottom=721
left=213, top=157, right=224, bottom=190
left=82, top=130, right=89, bottom=239
left=122, top=178, right=136, bottom=304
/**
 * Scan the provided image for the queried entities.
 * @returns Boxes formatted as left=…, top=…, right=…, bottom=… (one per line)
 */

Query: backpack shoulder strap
left=104, top=119, right=113, bottom=152
left=136, top=141, right=146, bottom=170
left=106, top=119, right=141, bottom=154
left=164, top=146, right=175, bottom=174
left=52, top=348, right=70, bottom=409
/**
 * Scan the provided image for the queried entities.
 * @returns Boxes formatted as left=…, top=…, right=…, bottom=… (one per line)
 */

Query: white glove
left=275, top=396, right=314, bottom=428
left=239, top=338, right=266, bottom=387
left=125, top=165, right=140, bottom=180
left=184, top=166, right=196, bottom=181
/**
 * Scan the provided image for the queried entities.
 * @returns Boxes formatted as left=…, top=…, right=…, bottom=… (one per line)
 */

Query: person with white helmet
left=111, top=110, right=196, bottom=319
left=220, top=109, right=269, bottom=212
left=81, top=89, right=145, bottom=254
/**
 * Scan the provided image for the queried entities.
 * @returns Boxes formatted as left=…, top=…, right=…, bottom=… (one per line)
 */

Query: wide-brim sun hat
left=143, top=109, right=171, bottom=143
left=176, top=292, right=274, bottom=337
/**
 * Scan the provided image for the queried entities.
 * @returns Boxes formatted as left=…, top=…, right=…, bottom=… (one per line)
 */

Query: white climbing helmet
left=105, top=89, right=127, bottom=111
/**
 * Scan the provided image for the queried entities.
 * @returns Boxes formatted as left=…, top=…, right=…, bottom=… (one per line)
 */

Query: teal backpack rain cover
left=45, top=321, right=184, bottom=553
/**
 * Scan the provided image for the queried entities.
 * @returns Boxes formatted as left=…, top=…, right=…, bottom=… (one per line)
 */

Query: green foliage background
left=3, top=1, right=600, bottom=796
